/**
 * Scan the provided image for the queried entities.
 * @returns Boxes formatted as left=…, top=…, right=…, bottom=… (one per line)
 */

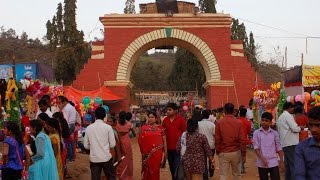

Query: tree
left=46, top=0, right=90, bottom=84
left=20, top=32, right=28, bottom=44
left=56, top=3, right=64, bottom=45
left=168, top=48, right=206, bottom=96
left=247, top=32, right=258, bottom=68
left=199, top=0, right=217, bottom=13
left=231, top=18, right=260, bottom=68
left=63, top=0, right=78, bottom=46
left=124, top=0, right=136, bottom=14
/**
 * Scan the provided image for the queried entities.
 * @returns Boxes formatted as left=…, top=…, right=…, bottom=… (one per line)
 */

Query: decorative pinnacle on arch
left=124, top=0, right=136, bottom=14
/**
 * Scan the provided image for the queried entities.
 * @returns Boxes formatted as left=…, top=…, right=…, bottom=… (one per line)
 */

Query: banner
left=0, top=64, right=13, bottom=80
left=0, top=63, right=37, bottom=81
left=16, top=64, right=37, bottom=81
left=302, top=65, right=320, bottom=87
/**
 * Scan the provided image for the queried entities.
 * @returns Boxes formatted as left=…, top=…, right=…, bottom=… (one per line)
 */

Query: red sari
left=138, top=125, right=165, bottom=180
left=116, top=122, right=133, bottom=180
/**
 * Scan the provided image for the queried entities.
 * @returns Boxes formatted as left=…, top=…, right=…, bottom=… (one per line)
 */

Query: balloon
left=183, top=101, right=189, bottom=106
left=84, top=113, right=92, bottom=123
left=94, top=97, right=103, bottom=105
left=82, top=96, right=91, bottom=105
left=304, top=92, right=311, bottom=102
left=286, top=96, right=291, bottom=102
left=311, top=90, right=320, bottom=99
left=295, top=95, right=302, bottom=103
left=182, top=106, right=188, bottom=111
left=102, top=105, right=109, bottom=113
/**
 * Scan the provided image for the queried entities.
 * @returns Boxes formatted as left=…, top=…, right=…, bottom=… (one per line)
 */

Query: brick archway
left=73, top=13, right=269, bottom=112
left=116, top=28, right=220, bottom=82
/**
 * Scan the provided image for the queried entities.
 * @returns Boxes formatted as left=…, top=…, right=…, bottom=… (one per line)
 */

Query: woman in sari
left=138, top=111, right=167, bottom=180
left=45, top=118, right=63, bottom=180
left=115, top=111, right=136, bottom=180
left=28, top=120, right=58, bottom=180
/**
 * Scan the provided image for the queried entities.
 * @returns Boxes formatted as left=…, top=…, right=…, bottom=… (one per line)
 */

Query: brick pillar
left=105, top=81, right=133, bottom=113
left=204, top=80, right=236, bottom=109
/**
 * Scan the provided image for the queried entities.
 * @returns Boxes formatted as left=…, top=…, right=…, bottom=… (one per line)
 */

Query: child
left=45, top=118, right=63, bottom=180
left=1, top=121, right=30, bottom=180
left=253, top=112, right=284, bottom=180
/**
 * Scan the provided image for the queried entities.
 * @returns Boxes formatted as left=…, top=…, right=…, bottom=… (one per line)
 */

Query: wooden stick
left=232, top=72, right=240, bottom=108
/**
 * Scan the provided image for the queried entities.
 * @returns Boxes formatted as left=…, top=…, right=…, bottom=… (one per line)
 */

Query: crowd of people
left=0, top=95, right=320, bottom=180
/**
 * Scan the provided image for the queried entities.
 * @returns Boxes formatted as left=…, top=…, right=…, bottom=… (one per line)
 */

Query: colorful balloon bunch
left=80, top=96, right=109, bottom=114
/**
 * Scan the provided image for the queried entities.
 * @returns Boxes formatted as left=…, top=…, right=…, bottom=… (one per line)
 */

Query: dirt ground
left=68, top=137, right=285, bottom=180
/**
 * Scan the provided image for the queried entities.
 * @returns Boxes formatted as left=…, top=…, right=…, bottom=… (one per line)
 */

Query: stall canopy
left=64, top=86, right=123, bottom=102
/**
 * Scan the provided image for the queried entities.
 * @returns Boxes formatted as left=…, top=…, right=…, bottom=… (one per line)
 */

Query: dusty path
left=69, top=137, right=285, bottom=180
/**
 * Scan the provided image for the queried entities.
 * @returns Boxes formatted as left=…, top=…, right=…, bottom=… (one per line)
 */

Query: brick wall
left=72, top=26, right=269, bottom=111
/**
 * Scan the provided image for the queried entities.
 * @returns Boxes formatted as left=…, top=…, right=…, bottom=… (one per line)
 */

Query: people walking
left=115, top=111, right=135, bottom=180
left=215, top=103, right=245, bottom=180
left=138, top=111, right=167, bottom=180
left=84, top=107, right=116, bottom=180
left=1, top=121, right=30, bottom=180
left=57, top=96, right=77, bottom=162
left=28, top=120, right=59, bottom=180
left=276, top=102, right=304, bottom=180
left=45, top=118, right=64, bottom=180
left=295, top=106, right=320, bottom=180
left=198, top=110, right=216, bottom=179
left=176, top=116, right=214, bottom=180
left=294, top=105, right=309, bottom=141
left=238, top=107, right=252, bottom=174
left=253, top=112, right=284, bottom=180
left=162, top=103, right=187, bottom=179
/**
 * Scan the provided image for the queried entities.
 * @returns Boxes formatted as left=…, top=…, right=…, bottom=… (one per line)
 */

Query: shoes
left=65, top=174, right=72, bottom=179
left=67, top=159, right=75, bottom=164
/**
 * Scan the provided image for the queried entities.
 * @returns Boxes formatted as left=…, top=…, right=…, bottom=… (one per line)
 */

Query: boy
left=295, top=106, right=320, bottom=180
left=253, top=112, right=284, bottom=180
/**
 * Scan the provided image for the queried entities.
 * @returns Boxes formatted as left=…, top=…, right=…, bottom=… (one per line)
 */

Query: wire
left=236, top=17, right=309, bottom=37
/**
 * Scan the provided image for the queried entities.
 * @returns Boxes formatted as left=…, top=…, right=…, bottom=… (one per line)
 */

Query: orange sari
left=138, top=125, right=164, bottom=180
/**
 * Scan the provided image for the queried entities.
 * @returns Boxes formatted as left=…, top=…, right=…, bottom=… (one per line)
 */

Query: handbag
left=174, top=132, right=187, bottom=180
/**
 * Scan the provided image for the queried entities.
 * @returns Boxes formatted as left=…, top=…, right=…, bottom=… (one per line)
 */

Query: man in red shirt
left=215, top=103, right=244, bottom=180
left=162, top=103, right=187, bottom=179
left=238, top=107, right=252, bottom=174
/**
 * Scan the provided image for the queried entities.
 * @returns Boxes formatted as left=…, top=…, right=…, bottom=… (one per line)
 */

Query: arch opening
left=116, top=29, right=221, bottom=83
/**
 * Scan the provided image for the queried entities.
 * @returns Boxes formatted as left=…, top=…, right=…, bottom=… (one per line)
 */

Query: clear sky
left=1, top=0, right=319, bottom=66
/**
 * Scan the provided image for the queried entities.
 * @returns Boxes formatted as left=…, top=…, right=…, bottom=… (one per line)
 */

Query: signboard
left=16, top=64, right=37, bottom=81
left=0, top=63, right=37, bottom=81
left=0, top=64, right=13, bottom=80
left=302, top=65, right=320, bottom=87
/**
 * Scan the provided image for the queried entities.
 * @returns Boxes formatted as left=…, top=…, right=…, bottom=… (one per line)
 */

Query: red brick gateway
left=72, top=11, right=268, bottom=112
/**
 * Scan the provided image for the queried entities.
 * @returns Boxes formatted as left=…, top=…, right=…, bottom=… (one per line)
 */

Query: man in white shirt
left=276, top=102, right=304, bottom=180
left=198, top=110, right=216, bottom=179
left=57, top=96, right=77, bottom=132
left=36, top=99, right=53, bottom=118
left=84, top=107, right=116, bottom=180
left=57, top=96, right=77, bottom=162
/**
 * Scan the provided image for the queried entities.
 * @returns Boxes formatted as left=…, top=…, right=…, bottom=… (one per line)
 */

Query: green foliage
left=131, top=53, right=175, bottom=91
left=124, top=0, right=136, bottom=14
left=168, top=48, right=206, bottom=96
left=46, top=0, right=90, bottom=84
left=7, top=90, right=20, bottom=125
left=231, top=18, right=259, bottom=69
left=199, top=0, right=217, bottom=13
left=277, top=90, right=287, bottom=117
left=0, top=26, right=49, bottom=63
